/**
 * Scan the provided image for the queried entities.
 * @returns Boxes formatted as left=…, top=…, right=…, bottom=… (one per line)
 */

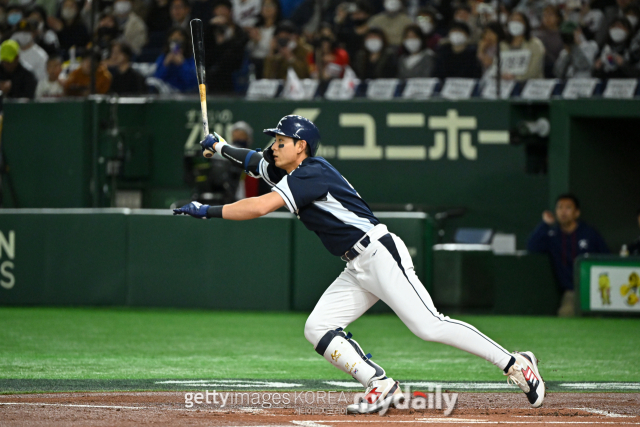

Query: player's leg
left=304, top=266, right=386, bottom=386
left=305, top=266, right=404, bottom=414
left=356, top=233, right=544, bottom=407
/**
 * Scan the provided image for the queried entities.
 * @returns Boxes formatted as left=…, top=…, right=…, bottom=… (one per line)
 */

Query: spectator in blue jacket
left=153, top=27, right=198, bottom=92
left=527, top=193, right=609, bottom=317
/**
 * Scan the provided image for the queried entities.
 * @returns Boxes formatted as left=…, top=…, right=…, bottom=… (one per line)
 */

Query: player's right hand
left=200, top=132, right=227, bottom=156
left=173, top=201, right=209, bottom=219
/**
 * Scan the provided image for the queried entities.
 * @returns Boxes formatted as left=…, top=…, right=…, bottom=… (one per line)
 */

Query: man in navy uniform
left=174, top=115, right=546, bottom=413
left=528, top=193, right=609, bottom=316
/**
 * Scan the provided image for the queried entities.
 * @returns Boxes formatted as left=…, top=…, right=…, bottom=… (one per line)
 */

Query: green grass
left=1, top=307, right=638, bottom=382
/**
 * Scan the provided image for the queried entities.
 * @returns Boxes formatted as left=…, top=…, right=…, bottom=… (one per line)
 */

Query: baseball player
left=173, top=115, right=545, bottom=413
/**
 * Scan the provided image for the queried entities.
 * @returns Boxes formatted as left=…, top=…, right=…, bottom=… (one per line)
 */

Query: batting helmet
left=263, top=115, right=320, bottom=156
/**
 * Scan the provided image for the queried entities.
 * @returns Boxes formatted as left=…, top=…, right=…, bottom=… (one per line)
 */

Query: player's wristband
left=214, top=141, right=228, bottom=154
left=206, top=206, right=224, bottom=219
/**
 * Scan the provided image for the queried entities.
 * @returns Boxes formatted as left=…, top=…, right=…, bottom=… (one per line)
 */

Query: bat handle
left=199, top=83, right=215, bottom=158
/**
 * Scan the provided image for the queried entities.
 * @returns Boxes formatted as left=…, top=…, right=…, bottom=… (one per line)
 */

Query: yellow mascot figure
left=598, top=273, right=611, bottom=305
left=620, top=272, right=640, bottom=306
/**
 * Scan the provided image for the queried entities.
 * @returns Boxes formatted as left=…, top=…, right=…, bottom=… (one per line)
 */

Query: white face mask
left=12, top=31, right=33, bottom=47
left=384, top=0, right=401, bottom=13
left=114, top=0, right=132, bottom=15
left=499, top=13, right=508, bottom=24
left=403, top=38, right=421, bottom=53
left=365, top=38, right=383, bottom=53
left=626, top=15, right=638, bottom=28
left=287, top=39, right=297, bottom=50
left=609, top=27, right=628, bottom=43
left=449, top=31, right=467, bottom=46
left=417, top=17, right=433, bottom=34
left=508, top=21, right=525, bottom=37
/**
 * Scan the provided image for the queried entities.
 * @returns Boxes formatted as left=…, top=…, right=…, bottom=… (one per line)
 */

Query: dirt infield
left=1, top=391, right=639, bottom=426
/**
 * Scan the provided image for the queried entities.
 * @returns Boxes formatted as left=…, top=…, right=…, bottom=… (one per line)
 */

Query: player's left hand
left=173, top=201, right=209, bottom=219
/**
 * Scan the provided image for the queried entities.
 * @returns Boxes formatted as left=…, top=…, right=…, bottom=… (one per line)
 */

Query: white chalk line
left=0, top=402, right=150, bottom=409
left=568, top=408, right=634, bottom=418
left=0, top=402, right=262, bottom=413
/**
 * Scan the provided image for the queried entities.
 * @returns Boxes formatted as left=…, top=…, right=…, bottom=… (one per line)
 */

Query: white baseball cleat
left=505, top=351, right=545, bottom=408
left=346, top=377, right=403, bottom=414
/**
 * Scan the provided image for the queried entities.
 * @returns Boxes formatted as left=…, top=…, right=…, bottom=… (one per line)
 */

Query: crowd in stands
left=1, top=0, right=640, bottom=98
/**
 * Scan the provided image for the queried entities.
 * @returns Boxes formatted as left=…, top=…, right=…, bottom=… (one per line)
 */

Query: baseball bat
left=190, top=19, right=214, bottom=158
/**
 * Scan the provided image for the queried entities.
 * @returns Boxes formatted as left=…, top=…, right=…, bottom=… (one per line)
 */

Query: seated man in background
left=527, top=194, right=609, bottom=317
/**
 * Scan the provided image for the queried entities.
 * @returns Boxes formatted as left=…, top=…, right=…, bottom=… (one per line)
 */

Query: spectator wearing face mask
left=500, top=11, right=545, bottom=81
left=6, top=5, right=25, bottom=32
left=533, top=5, right=564, bottom=78
left=335, top=0, right=373, bottom=62
left=398, top=24, right=434, bottom=78
left=353, top=27, right=397, bottom=79
left=153, top=27, right=198, bottom=92
left=415, top=6, right=441, bottom=51
left=26, top=6, right=60, bottom=56
left=112, top=0, right=147, bottom=55
left=366, top=0, right=413, bottom=46
left=433, top=21, right=482, bottom=79
left=596, top=0, right=636, bottom=47
left=593, top=17, right=639, bottom=78
left=263, top=20, right=312, bottom=79
left=11, top=19, right=47, bottom=81
left=47, top=0, right=90, bottom=53
left=0, top=39, right=37, bottom=99
left=554, top=21, right=598, bottom=79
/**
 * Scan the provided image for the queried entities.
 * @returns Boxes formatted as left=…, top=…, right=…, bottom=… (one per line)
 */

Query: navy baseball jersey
left=257, top=156, right=379, bottom=256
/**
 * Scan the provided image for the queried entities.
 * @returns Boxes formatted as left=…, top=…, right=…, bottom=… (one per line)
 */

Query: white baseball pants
left=304, top=224, right=513, bottom=371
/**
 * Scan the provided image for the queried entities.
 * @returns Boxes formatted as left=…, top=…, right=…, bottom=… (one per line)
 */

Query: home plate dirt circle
left=2, top=392, right=640, bottom=426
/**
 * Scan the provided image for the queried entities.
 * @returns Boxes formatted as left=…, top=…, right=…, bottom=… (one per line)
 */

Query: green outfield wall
left=0, top=210, right=434, bottom=312
left=2, top=98, right=638, bottom=253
